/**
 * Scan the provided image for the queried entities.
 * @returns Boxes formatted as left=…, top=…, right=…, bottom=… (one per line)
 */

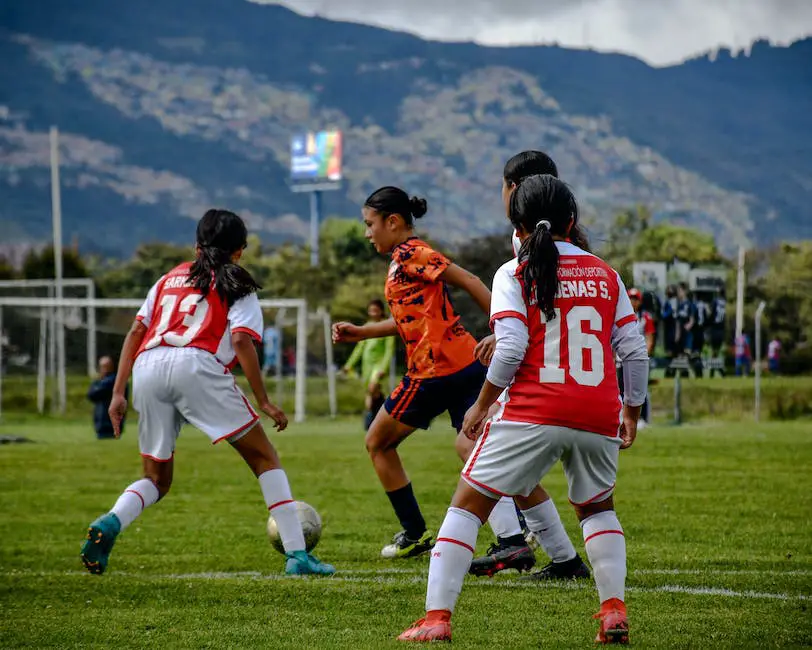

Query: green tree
left=95, top=242, right=192, bottom=297
left=22, top=246, right=89, bottom=279
left=0, top=257, right=16, bottom=280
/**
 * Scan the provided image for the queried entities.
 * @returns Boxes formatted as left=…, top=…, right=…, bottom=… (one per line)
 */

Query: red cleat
left=593, top=599, right=629, bottom=644
left=398, top=612, right=452, bottom=643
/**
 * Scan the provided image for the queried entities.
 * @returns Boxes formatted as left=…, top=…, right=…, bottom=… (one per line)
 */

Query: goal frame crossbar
left=0, top=297, right=313, bottom=423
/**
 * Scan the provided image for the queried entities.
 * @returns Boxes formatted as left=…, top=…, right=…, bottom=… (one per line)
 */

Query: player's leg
left=565, top=430, right=628, bottom=644
left=364, top=381, right=384, bottom=432
left=366, top=405, right=433, bottom=558
left=230, top=424, right=334, bottom=575
left=176, top=352, right=334, bottom=575
left=81, top=359, right=175, bottom=575
left=399, top=480, right=497, bottom=642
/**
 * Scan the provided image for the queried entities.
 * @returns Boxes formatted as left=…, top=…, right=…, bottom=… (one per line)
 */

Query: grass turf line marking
left=3, top=570, right=809, bottom=602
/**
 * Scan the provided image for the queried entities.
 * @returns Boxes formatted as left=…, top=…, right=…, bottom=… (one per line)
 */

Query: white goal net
left=0, top=291, right=334, bottom=423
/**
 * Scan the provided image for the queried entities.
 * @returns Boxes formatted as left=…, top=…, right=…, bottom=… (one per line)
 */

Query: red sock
left=425, top=609, right=452, bottom=624
left=600, top=598, right=627, bottom=615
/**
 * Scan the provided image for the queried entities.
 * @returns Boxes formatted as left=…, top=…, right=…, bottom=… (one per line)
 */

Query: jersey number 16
left=539, top=306, right=605, bottom=387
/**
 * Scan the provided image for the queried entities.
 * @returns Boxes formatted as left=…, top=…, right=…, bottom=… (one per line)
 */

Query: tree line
left=2, top=209, right=810, bottom=373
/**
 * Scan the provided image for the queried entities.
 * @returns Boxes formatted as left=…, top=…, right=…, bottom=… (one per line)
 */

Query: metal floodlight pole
left=50, top=126, right=67, bottom=413
left=735, top=246, right=746, bottom=340
left=755, top=301, right=766, bottom=421
left=310, top=190, right=322, bottom=267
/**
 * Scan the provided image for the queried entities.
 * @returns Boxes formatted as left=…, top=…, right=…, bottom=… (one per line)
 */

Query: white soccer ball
left=266, top=500, right=322, bottom=554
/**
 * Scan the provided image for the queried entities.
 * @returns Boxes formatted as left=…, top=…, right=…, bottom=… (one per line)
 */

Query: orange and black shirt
left=385, top=238, right=477, bottom=379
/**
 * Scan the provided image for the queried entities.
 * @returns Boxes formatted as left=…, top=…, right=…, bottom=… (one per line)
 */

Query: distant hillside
left=1, top=0, right=810, bottom=257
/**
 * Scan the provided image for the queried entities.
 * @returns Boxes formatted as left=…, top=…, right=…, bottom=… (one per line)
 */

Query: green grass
left=1, top=416, right=810, bottom=648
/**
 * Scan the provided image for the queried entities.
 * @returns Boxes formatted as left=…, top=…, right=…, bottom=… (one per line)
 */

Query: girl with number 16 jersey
left=399, top=175, right=649, bottom=645
left=80, top=209, right=334, bottom=577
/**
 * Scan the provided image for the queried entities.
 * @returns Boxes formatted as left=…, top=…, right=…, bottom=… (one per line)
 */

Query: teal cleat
left=81, top=513, right=121, bottom=575
left=285, top=550, right=336, bottom=576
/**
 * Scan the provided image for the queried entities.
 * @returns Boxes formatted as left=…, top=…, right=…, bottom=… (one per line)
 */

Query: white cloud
left=255, top=0, right=812, bottom=66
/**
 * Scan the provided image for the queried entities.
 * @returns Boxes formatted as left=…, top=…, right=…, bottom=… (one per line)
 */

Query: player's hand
left=260, top=401, right=288, bottom=431
left=475, top=334, right=496, bottom=366
left=462, top=402, right=490, bottom=441
left=108, top=394, right=127, bottom=439
left=332, top=322, right=364, bottom=344
left=619, top=415, right=638, bottom=449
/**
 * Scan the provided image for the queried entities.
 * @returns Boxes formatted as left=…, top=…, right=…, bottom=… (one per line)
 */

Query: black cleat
left=520, top=553, right=591, bottom=581
left=469, top=538, right=536, bottom=577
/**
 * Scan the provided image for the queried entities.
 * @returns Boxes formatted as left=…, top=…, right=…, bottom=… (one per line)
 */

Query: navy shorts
left=384, top=361, right=487, bottom=431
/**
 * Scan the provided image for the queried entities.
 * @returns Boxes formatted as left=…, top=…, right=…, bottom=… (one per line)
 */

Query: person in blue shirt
left=87, top=356, right=127, bottom=439
left=262, top=326, right=281, bottom=376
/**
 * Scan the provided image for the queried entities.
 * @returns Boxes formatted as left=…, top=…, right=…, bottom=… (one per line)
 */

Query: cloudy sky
left=256, top=0, right=812, bottom=66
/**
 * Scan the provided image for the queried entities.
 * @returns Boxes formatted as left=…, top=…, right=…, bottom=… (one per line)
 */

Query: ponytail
left=508, top=174, right=579, bottom=320
left=520, top=220, right=559, bottom=321
left=189, top=209, right=261, bottom=306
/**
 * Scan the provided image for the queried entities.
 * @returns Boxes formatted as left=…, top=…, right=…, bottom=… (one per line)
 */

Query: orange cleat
left=398, top=611, right=452, bottom=643
left=593, top=598, right=629, bottom=644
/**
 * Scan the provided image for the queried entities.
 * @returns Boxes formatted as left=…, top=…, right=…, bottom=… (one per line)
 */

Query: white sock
left=487, top=497, right=523, bottom=539
left=110, top=478, right=159, bottom=531
left=259, top=469, right=305, bottom=554
left=522, top=499, right=577, bottom=562
left=582, top=511, right=626, bottom=603
left=426, top=507, right=482, bottom=613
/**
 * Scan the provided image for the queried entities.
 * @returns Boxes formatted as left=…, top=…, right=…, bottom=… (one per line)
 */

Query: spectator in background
left=619, top=288, right=654, bottom=427
left=690, top=291, right=709, bottom=376
left=709, top=289, right=727, bottom=376
left=768, top=337, right=782, bottom=374
left=342, top=299, right=396, bottom=431
left=87, top=356, right=127, bottom=439
left=735, top=333, right=752, bottom=376
left=662, top=285, right=678, bottom=376
left=676, top=283, right=695, bottom=356
left=262, top=325, right=280, bottom=376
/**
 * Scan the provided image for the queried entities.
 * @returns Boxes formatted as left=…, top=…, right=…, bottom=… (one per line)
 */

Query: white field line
left=2, top=569, right=809, bottom=602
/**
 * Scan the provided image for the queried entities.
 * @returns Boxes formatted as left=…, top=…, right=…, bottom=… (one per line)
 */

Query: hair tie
left=536, top=220, right=551, bottom=231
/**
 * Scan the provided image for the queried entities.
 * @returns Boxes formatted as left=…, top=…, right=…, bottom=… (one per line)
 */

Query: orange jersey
left=385, top=238, right=477, bottom=379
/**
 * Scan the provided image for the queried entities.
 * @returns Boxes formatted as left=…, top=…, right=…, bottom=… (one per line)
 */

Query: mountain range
left=1, top=0, right=810, bottom=257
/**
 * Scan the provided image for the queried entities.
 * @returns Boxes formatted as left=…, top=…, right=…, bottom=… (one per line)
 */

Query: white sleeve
left=490, top=262, right=527, bottom=329
left=135, top=278, right=163, bottom=328
left=613, top=272, right=636, bottom=330
left=486, top=317, right=529, bottom=388
left=611, top=321, right=649, bottom=407
left=228, top=293, right=263, bottom=341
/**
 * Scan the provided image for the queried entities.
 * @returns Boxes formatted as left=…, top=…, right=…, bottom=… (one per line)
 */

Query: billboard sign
left=290, top=130, right=342, bottom=191
left=632, top=262, right=667, bottom=297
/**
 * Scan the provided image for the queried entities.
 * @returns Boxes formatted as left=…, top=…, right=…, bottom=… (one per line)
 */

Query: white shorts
left=133, top=348, right=258, bottom=462
left=462, top=420, right=621, bottom=505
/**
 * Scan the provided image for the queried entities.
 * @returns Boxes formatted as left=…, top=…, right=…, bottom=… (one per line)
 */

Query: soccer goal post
left=0, top=297, right=312, bottom=423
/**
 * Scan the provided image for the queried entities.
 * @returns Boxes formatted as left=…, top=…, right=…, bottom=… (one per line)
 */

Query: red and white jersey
left=136, top=262, right=262, bottom=368
left=491, top=242, right=635, bottom=437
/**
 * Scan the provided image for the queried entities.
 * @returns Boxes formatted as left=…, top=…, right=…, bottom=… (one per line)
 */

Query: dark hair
left=503, top=150, right=558, bottom=184
left=509, top=174, right=578, bottom=320
left=188, top=209, right=260, bottom=306
left=503, top=151, right=590, bottom=252
left=364, top=186, right=427, bottom=226
left=368, top=299, right=385, bottom=311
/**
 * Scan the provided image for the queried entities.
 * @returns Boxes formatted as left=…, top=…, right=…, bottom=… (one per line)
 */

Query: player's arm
left=441, top=263, right=491, bottom=315
left=233, top=331, right=287, bottom=431
left=462, top=317, right=528, bottom=440
left=332, top=318, right=397, bottom=344
left=108, top=319, right=147, bottom=437
left=371, top=335, right=396, bottom=383
left=343, top=340, right=365, bottom=372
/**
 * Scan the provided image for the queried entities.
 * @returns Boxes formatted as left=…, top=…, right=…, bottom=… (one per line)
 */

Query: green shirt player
left=342, top=299, right=396, bottom=430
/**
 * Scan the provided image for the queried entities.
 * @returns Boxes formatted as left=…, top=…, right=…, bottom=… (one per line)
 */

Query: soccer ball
left=266, top=500, right=322, bottom=554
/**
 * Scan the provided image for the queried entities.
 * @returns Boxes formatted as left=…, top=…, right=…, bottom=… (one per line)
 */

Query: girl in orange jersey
left=332, top=186, right=493, bottom=560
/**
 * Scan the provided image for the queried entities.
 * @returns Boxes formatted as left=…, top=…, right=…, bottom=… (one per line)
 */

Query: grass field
left=1, top=415, right=810, bottom=649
